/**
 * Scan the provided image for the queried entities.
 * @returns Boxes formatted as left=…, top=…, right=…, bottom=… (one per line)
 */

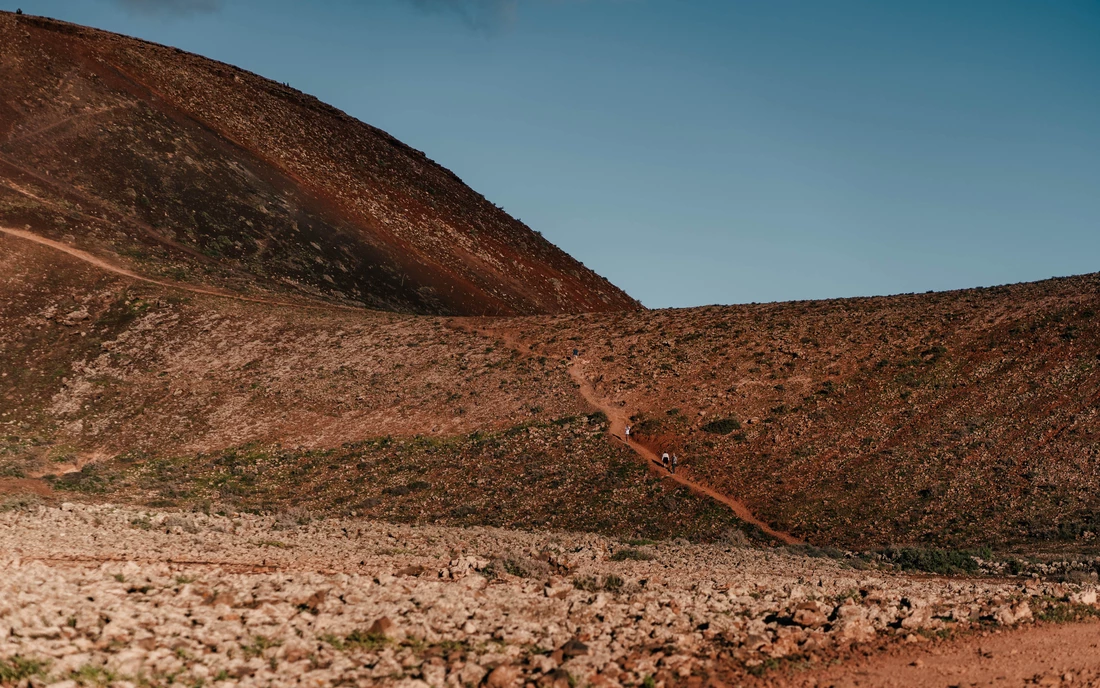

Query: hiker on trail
left=625, top=425, right=631, bottom=440
left=671, top=454, right=679, bottom=474
left=573, top=348, right=579, bottom=358
left=661, top=452, right=670, bottom=469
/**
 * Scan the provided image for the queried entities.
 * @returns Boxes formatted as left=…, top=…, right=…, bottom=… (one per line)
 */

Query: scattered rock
left=486, top=664, right=521, bottom=688
left=0, top=504, right=1091, bottom=687
left=369, top=616, right=395, bottom=636
left=793, top=601, right=829, bottom=627
left=560, top=637, right=589, bottom=658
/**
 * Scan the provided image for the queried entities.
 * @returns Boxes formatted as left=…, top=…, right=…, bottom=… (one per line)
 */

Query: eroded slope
left=0, top=11, right=638, bottom=315
left=4, top=228, right=1100, bottom=551
left=501, top=278, right=1100, bottom=549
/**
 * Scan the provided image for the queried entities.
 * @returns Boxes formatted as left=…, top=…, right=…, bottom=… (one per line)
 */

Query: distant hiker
left=661, top=452, right=670, bottom=469
left=671, top=454, right=679, bottom=474
left=573, top=348, right=579, bottom=358
left=625, top=425, right=631, bottom=440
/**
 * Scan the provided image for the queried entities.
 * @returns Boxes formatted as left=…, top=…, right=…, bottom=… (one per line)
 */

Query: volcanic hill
left=2, top=13, right=1100, bottom=557
left=6, top=13, right=1100, bottom=688
left=0, top=11, right=638, bottom=315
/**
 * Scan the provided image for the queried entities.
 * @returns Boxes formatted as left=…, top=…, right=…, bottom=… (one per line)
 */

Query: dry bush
left=0, top=494, right=42, bottom=513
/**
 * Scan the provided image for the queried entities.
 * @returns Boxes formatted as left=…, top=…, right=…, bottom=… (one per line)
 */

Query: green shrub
left=573, top=574, right=626, bottom=593
left=53, top=465, right=109, bottom=494
left=586, top=410, right=609, bottom=426
left=345, top=629, right=388, bottom=651
left=610, top=548, right=654, bottom=562
left=0, top=656, right=48, bottom=682
left=701, top=417, right=741, bottom=435
left=602, top=574, right=624, bottom=592
left=0, top=494, right=40, bottom=512
left=882, top=547, right=979, bottom=575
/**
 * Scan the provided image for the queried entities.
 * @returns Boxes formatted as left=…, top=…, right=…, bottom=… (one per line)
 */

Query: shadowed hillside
left=0, top=11, right=638, bottom=315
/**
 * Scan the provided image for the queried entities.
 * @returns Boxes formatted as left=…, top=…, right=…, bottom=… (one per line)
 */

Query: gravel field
left=1, top=503, right=1097, bottom=687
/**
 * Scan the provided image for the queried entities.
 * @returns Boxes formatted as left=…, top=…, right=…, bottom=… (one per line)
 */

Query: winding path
left=5, top=224, right=802, bottom=544
left=0, top=225, right=360, bottom=312
left=567, top=358, right=802, bottom=545
left=466, top=321, right=802, bottom=545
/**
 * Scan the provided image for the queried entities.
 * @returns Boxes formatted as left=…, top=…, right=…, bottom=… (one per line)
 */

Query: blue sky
left=9, top=0, right=1100, bottom=308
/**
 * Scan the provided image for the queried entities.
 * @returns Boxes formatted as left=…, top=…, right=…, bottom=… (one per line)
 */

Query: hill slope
left=0, top=11, right=638, bottom=315
left=2, top=227, right=1099, bottom=551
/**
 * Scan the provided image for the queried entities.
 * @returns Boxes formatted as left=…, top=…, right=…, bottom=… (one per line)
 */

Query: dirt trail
left=0, top=225, right=360, bottom=312
left=785, top=619, right=1100, bottom=687
left=462, top=321, right=802, bottom=544
left=10, top=223, right=800, bottom=544
left=567, top=358, right=803, bottom=545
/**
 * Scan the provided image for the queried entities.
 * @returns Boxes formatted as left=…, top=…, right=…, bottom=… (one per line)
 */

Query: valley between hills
left=2, top=10, right=1100, bottom=688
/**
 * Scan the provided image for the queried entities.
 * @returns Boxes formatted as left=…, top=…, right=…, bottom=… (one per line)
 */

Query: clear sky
left=8, top=1, right=1100, bottom=308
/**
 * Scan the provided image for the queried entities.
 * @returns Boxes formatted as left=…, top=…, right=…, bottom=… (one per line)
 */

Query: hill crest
left=0, top=11, right=639, bottom=315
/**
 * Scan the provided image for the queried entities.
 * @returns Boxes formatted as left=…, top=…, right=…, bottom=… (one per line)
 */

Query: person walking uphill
left=671, top=454, right=679, bottom=474
left=661, top=452, right=670, bottom=470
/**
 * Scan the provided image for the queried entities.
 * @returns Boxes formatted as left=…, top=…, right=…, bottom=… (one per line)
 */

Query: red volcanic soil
left=0, top=11, right=639, bottom=316
left=3, top=15, right=1100, bottom=557
left=4, top=226, right=1100, bottom=551
left=498, top=276, right=1100, bottom=550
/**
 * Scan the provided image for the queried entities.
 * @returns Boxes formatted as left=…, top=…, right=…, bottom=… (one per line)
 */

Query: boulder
left=486, top=664, right=522, bottom=688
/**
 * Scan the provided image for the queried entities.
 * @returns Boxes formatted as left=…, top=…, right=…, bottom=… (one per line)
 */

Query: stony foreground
left=1, top=503, right=1098, bottom=687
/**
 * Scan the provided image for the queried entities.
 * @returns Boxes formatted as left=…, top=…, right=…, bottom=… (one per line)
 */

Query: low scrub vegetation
left=880, top=547, right=981, bottom=575
left=610, top=548, right=655, bottom=562
left=701, top=417, right=741, bottom=435
left=59, top=416, right=773, bottom=545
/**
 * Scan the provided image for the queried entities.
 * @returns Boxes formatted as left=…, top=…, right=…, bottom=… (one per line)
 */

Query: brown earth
left=483, top=279, right=1100, bottom=552
left=3, top=223, right=1100, bottom=554
left=0, top=11, right=639, bottom=316
left=3, top=14, right=1100, bottom=686
left=568, top=355, right=803, bottom=545
left=785, top=621, right=1100, bottom=687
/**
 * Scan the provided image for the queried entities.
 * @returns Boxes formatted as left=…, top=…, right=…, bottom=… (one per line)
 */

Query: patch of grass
left=881, top=547, right=979, bottom=575
left=483, top=554, right=553, bottom=580
left=610, top=548, right=654, bottom=562
left=573, top=574, right=628, bottom=593
left=69, top=416, right=758, bottom=545
left=747, top=657, right=783, bottom=677
left=787, top=544, right=848, bottom=560
left=701, top=417, right=741, bottom=435
left=242, top=635, right=281, bottom=658
left=345, top=629, right=389, bottom=651
left=0, top=464, right=27, bottom=478
left=53, top=464, right=110, bottom=494
left=585, top=410, right=609, bottom=426
left=1037, top=600, right=1100, bottom=624
left=0, top=494, right=41, bottom=512
left=602, top=574, right=625, bottom=592
left=0, top=656, right=48, bottom=682
left=70, top=664, right=117, bottom=686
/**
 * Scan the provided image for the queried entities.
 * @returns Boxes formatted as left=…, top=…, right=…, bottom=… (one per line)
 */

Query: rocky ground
left=2, top=502, right=1099, bottom=687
